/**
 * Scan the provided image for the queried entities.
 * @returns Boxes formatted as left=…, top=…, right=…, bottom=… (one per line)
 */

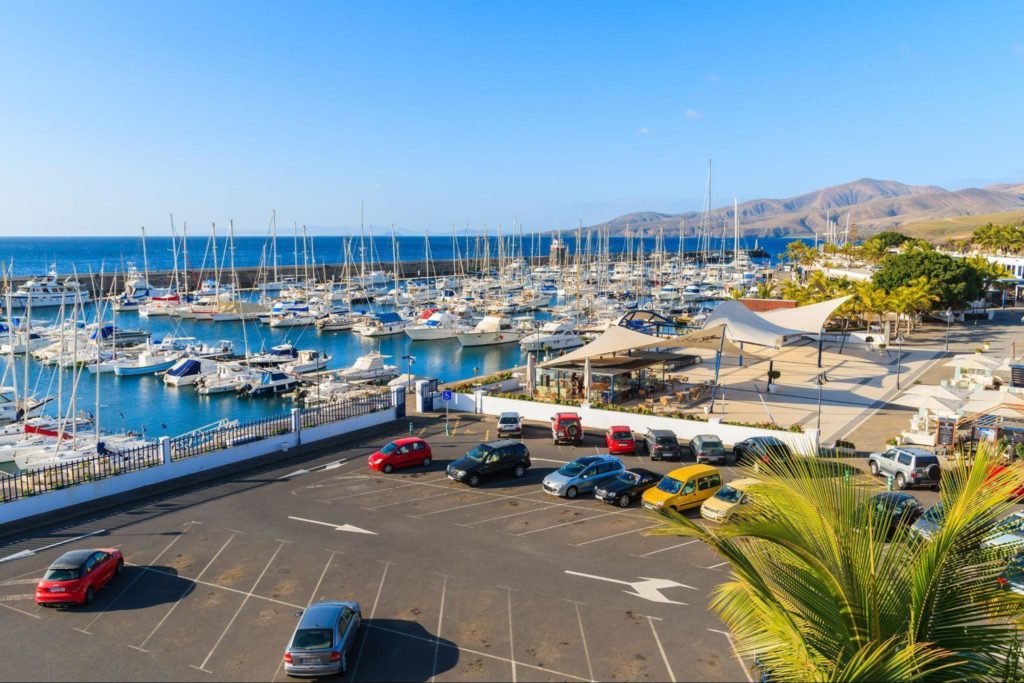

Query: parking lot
left=0, top=413, right=932, bottom=682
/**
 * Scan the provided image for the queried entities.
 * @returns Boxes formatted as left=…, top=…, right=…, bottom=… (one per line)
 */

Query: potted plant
left=766, top=369, right=781, bottom=393
left=983, top=341, right=991, bottom=351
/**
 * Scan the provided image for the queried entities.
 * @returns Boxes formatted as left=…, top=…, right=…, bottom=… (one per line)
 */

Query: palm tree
left=854, top=281, right=888, bottom=331
left=753, top=281, right=776, bottom=299
left=649, top=444, right=1024, bottom=682
left=778, top=278, right=809, bottom=304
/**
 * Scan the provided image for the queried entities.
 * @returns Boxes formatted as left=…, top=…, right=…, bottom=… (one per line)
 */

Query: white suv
left=496, top=412, right=523, bottom=438
left=867, top=447, right=941, bottom=490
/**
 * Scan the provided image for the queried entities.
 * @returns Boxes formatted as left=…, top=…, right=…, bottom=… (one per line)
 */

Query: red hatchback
left=36, top=548, right=124, bottom=607
left=368, top=437, right=433, bottom=473
left=605, top=426, right=636, bottom=455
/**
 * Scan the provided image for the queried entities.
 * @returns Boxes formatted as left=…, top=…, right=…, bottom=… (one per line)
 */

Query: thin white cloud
left=636, top=127, right=651, bottom=135
left=684, top=108, right=701, bottom=120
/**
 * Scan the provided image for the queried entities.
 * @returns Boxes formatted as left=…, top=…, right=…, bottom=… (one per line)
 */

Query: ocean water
left=1, top=234, right=807, bottom=277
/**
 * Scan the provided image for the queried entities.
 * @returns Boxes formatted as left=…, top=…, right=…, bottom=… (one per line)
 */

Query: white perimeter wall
left=466, top=392, right=818, bottom=453
left=0, top=406, right=397, bottom=527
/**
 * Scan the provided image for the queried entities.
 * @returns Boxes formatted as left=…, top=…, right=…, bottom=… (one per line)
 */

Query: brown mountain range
left=587, top=178, right=1024, bottom=239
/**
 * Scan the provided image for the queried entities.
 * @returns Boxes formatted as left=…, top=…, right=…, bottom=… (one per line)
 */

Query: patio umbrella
left=960, top=390, right=1024, bottom=417
left=944, top=354, right=1003, bottom=372
left=584, top=357, right=592, bottom=395
left=902, top=384, right=969, bottom=403
left=526, top=354, right=536, bottom=392
left=892, top=391, right=962, bottom=414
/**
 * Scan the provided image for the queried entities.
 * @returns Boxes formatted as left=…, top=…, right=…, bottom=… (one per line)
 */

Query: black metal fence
left=0, top=440, right=163, bottom=504
left=0, top=389, right=395, bottom=505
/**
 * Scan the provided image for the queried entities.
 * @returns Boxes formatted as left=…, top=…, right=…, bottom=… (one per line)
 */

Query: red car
left=368, top=437, right=433, bottom=473
left=36, top=548, right=124, bottom=607
left=987, top=464, right=1024, bottom=498
left=605, top=426, right=636, bottom=455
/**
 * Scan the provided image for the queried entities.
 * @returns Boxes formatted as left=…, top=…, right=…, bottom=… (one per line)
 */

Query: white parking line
left=515, top=511, right=620, bottom=537
left=709, top=628, right=753, bottom=683
left=130, top=531, right=239, bottom=653
left=317, top=480, right=424, bottom=503
left=569, top=600, right=595, bottom=683
left=351, top=560, right=391, bottom=680
left=76, top=521, right=198, bottom=636
left=429, top=574, right=448, bottom=683
left=365, top=490, right=459, bottom=511
left=648, top=616, right=676, bottom=682
left=503, top=585, right=517, bottom=683
left=460, top=502, right=568, bottom=526
left=0, top=602, right=40, bottom=619
left=0, top=578, right=43, bottom=586
left=573, top=523, right=661, bottom=547
left=271, top=550, right=339, bottom=682
left=635, top=539, right=698, bottom=558
left=705, top=561, right=729, bottom=570
left=0, top=593, right=35, bottom=602
left=192, top=540, right=286, bottom=674
left=410, top=496, right=510, bottom=518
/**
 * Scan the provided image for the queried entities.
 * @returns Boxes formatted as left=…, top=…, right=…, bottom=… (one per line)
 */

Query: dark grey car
left=284, top=601, right=362, bottom=678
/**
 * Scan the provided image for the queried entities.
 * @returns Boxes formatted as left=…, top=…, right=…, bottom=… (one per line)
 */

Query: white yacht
left=457, top=316, right=524, bottom=347
left=280, top=350, right=332, bottom=374
left=110, top=349, right=181, bottom=376
left=315, top=312, right=357, bottom=332
left=163, top=357, right=224, bottom=387
left=353, top=312, right=407, bottom=337
left=246, top=343, right=299, bottom=367
left=236, top=369, right=300, bottom=398
left=337, top=352, right=399, bottom=382
left=8, top=266, right=91, bottom=308
left=195, top=363, right=254, bottom=395
left=519, top=319, right=584, bottom=352
left=404, top=309, right=465, bottom=341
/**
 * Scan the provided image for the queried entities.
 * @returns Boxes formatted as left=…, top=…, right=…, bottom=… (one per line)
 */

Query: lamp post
left=895, top=334, right=905, bottom=390
left=944, top=308, right=952, bottom=352
left=401, top=355, right=415, bottom=392
left=815, top=372, right=827, bottom=434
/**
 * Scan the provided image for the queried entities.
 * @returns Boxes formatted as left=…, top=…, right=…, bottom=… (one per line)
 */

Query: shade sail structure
left=760, top=295, right=853, bottom=333
left=701, top=295, right=853, bottom=348
left=891, top=392, right=962, bottom=414
left=960, top=390, right=1024, bottom=416
left=944, top=354, right=1004, bottom=372
left=902, top=384, right=969, bottom=403
left=536, top=323, right=744, bottom=369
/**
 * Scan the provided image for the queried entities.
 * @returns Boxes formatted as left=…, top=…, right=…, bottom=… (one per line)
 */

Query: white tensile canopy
left=944, top=354, right=1004, bottom=373
left=701, top=296, right=853, bottom=349
left=536, top=324, right=744, bottom=369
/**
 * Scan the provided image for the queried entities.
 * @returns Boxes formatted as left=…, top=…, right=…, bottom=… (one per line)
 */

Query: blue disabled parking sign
left=441, top=390, right=453, bottom=401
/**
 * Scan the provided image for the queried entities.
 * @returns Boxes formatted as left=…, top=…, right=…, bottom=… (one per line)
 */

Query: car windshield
left=657, top=477, right=683, bottom=494
left=922, top=502, right=944, bottom=522
left=612, top=432, right=632, bottom=440
left=292, top=628, right=333, bottom=650
left=558, top=461, right=588, bottom=477
left=616, top=472, right=640, bottom=485
left=465, top=446, right=491, bottom=461
left=655, top=437, right=676, bottom=446
left=499, top=417, right=518, bottom=425
left=380, top=442, right=398, bottom=455
left=714, top=485, right=743, bottom=504
left=44, top=568, right=80, bottom=581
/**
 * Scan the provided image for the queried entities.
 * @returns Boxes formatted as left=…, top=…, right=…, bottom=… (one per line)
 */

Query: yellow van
left=700, top=477, right=761, bottom=523
left=643, top=464, right=722, bottom=512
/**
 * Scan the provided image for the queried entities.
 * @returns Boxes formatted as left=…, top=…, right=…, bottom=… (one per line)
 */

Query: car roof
left=726, top=477, right=762, bottom=490
left=499, top=412, right=520, bottom=418
left=872, top=492, right=918, bottom=505
left=554, top=412, right=580, bottom=418
left=573, top=454, right=617, bottom=465
left=609, top=425, right=632, bottom=432
left=51, top=549, right=95, bottom=568
left=748, top=435, right=784, bottom=443
left=666, top=464, right=720, bottom=478
left=298, top=602, right=358, bottom=628
left=693, top=434, right=722, bottom=441
left=391, top=437, right=424, bottom=446
left=485, top=439, right=523, bottom=448
left=895, top=447, right=934, bottom=456
left=626, top=468, right=660, bottom=478
left=648, top=429, right=674, bottom=436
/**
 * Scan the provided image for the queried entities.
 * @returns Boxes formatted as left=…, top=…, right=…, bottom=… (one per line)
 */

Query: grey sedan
left=284, top=601, right=362, bottom=678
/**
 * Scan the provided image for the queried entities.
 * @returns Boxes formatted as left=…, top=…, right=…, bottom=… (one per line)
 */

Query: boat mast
left=210, top=222, right=219, bottom=301
left=231, top=220, right=250, bottom=358
left=271, top=209, right=279, bottom=284
left=141, top=225, right=150, bottom=294
left=733, top=198, right=739, bottom=265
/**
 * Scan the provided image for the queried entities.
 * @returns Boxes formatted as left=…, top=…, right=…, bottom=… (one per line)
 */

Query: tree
left=873, top=251, right=984, bottom=309
left=865, top=230, right=912, bottom=250
left=650, top=444, right=1024, bottom=682
left=753, top=281, right=777, bottom=299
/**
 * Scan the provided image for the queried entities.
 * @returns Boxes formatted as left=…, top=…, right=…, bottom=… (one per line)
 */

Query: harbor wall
left=458, top=391, right=820, bottom=452
left=0, top=392, right=401, bottom=529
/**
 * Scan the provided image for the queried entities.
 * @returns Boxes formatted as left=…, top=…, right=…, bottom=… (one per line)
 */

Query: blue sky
left=1, top=1, right=1022, bottom=234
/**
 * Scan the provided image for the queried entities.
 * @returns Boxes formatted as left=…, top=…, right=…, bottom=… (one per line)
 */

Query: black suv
left=733, top=436, right=793, bottom=465
left=641, top=429, right=682, bottom=461
left=447, top=439, right=532, bottom=487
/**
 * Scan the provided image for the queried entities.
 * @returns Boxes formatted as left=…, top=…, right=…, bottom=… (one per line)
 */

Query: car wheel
left=896, top=473, right=907, bottom=490
left=84, top=586, right=95, bottom=605
left=617, top=494, right=630, bottom=508
left=869, top=461, right=879, bottom=476
left=513, top=464, right=526, bottom=478
left=422, top=457, right=431, bottom=468
left=383, top=464, right=394, bottom=474
left=467, top=473, right=481, bottom=487
left=115, top=559, right=124, bottom=576
left=566, top=486, right=578, bottom=499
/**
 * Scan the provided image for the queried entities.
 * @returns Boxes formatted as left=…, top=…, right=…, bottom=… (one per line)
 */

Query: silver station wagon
left=284, top=601, right=362, bottom=678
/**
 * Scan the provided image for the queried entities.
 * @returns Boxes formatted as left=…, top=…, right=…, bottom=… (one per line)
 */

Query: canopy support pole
left=709, top=326, right=727, bottom=412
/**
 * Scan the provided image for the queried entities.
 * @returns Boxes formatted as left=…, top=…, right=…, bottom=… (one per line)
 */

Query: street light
left=401, top=355, right=415, bottom=392
left=895, top=334, right=905, bottom=390
left=944, top=308, right=953, bottom=352
left=815, top=372, right=828, bottom=434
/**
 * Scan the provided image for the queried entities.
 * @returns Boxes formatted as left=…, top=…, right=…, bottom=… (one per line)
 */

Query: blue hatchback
left=542, top=454, right=624, bottom=499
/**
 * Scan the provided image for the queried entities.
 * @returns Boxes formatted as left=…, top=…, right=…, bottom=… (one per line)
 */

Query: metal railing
left=0, top=389, right=396, bottom=504
left=0, top=440, right=163, bottom=504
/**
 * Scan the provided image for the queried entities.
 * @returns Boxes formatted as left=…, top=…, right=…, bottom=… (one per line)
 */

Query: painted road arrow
left=565, top=570, right=696, bottom=605
left=288, top=516, right=377, bottom=535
